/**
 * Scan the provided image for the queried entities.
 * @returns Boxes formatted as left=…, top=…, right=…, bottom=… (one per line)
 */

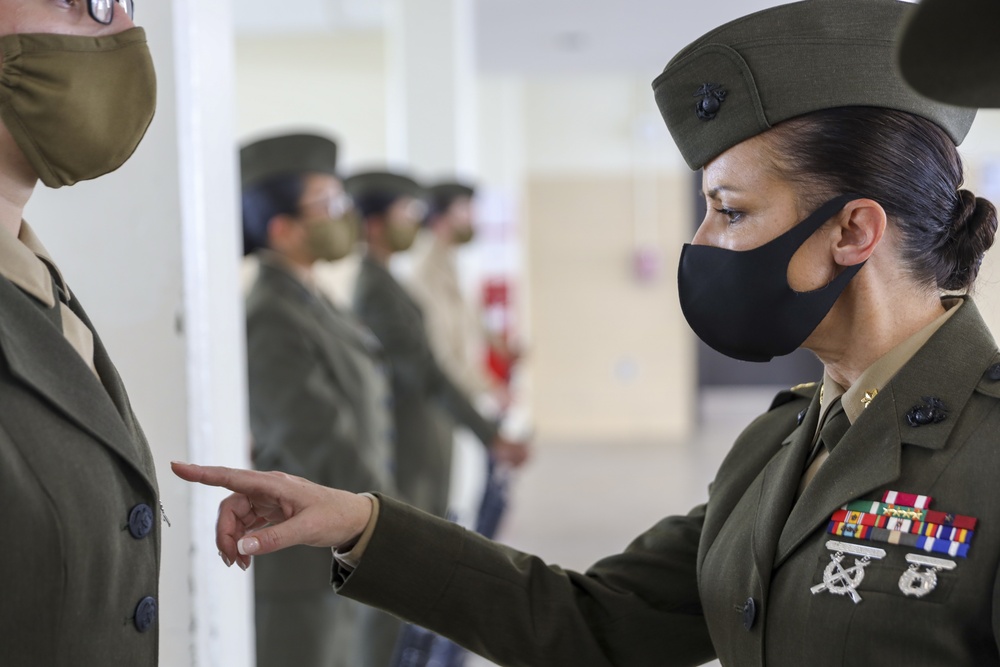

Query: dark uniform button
left=128, top=504, right=155, bottom=540
left=742, top=598, right=757, bottom=630
left=988, top=363, right=1000, bottom=381
left=134, top=597, right=158, bottom=633
left=796, top=409, right=807, bottom=426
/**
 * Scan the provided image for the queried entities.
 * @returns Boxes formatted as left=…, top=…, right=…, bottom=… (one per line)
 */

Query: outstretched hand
left=171, top=462, right=373, bottom=571
left=489, top=436, right=532, bottom=469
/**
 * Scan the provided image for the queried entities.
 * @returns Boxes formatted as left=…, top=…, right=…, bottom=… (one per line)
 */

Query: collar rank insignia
left=694, top=83, right=727, bottom=121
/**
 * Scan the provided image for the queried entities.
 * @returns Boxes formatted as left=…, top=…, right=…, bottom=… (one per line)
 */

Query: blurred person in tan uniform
left=407, top=182, right=524, bottom=667
left=408, top=182, right=500, bottom=403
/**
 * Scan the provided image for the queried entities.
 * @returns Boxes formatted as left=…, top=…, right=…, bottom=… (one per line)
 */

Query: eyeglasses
left=88, top=0, right=135, bottom=26
left=300, top=193, right=354, bottom=220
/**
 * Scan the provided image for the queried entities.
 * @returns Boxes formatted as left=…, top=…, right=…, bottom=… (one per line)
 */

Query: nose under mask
left=677, top=193, right=867, bottom=362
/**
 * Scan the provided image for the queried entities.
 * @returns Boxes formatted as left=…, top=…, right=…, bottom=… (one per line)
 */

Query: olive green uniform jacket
left=335, top=299, right=1000, bottom=666
left=247, top=258, right=397, bottom=666
left=0, top=274, right=160, bottom=666
left=353, top=257, right=497, bottom=517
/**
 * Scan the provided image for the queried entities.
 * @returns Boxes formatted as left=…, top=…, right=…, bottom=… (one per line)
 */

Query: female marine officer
left=0, top=1, right=161, bottom=665
left=174, top=0, right=1000, bottom=665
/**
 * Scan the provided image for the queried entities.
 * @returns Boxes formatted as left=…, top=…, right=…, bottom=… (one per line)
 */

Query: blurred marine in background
left=241, top=134, right=400, bottom=667
left=406, top=184, right=518, bottom=667
left=348, top=171, right=531, bottom=666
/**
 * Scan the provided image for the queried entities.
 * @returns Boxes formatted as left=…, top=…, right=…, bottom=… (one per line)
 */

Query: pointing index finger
left=171, top=462, right=282, bottom=498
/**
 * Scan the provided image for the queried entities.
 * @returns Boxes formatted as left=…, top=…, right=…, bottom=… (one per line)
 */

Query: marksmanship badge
left=898, top=553, right=957, bottom=598
left=811, top=540, right=886, bottom=604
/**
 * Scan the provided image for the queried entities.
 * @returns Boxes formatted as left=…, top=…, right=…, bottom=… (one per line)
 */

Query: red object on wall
left=482, top=278, right=515, bottom=385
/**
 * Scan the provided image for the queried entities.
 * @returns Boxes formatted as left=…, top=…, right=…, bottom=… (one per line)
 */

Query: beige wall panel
left=527, top=172, right=696, bottom=441
left=523, top=76, right=684, bottom=175
left=235, top=32, right=388, bottom=168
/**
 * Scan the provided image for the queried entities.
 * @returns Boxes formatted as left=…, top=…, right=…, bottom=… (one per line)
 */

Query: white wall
left=235, top=32, right=389, bottom=170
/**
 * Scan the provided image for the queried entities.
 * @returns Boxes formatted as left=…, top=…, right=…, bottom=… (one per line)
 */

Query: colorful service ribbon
left=825, top=491, right=977, bottom=559
left=827, top=522, right=970, bottom=558
left=829, top=509, right=974, bottom=544
left=841, top=501, right=977, bottom=531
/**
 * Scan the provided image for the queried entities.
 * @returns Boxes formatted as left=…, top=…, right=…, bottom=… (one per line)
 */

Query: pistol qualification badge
left=811, top=540, right=886, bottom=604
left=898, top=553, right=957, bottom=598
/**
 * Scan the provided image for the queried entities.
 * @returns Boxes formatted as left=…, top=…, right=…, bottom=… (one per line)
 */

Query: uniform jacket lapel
left=0, top=276, right=157, bottom=491
left=360, top=257, right=424, bottom=324
left=258, top=261, right=380, bottom=361
left=751, top=387, right=820, bottom=582
left=774, top=299, right=997, bottom=568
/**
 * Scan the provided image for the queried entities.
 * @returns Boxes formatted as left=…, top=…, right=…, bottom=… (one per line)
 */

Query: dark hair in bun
left=767, top=107, right=997, bottom=293
left=934, top=190, right=997, bottom=291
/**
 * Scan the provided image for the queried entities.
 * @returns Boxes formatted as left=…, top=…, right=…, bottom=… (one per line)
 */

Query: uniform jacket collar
left=757, top=298, right=997, bottom=571
left=359, top=255, right=422, bottom=313
left=0, top=221, right=70, bottom=308
left=255, top=256, right=385, bottom=357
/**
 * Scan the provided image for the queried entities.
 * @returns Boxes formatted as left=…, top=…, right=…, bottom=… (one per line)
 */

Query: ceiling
left=474, top=0, right=783, bottom=74
left=235, top=0, right=789, bottom=74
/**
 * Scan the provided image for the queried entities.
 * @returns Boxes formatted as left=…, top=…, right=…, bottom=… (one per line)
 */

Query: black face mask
left=677, top=193, right=867, bottom=363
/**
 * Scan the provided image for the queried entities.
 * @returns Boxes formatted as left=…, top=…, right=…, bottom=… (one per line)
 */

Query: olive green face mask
left=303, top=214, right=358, bottom=262
left=386, top=222, right=419, bottom=253
left=452, top=225, right=475, bottom=245
left=0, top=28, right=157, bottom=189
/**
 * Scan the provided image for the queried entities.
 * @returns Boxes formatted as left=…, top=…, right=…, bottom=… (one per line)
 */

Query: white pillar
left=24, top=1, right=254, bottom=665
left=385, top=0, right=478, bottom=177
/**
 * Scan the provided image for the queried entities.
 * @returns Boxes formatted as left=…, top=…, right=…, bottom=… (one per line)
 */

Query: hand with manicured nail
left=171, top=462, right=374, bottom=570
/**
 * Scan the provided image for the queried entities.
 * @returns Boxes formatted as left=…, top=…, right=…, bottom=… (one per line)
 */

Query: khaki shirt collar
left=0, top=221, right=70, bottom=308
left=819, top=298, right=962, bottom=428
left=413, top=230, right=455, bottom=270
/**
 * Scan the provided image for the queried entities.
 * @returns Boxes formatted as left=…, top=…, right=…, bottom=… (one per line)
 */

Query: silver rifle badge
left=898, top=553, right=956, bottom=598
left=810, top=540, right=887, bottom=604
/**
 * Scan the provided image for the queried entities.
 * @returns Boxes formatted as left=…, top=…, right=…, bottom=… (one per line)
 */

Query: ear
left=832, top=198, right=886, bottom=267
left=265, top=213, right=298, bottom=249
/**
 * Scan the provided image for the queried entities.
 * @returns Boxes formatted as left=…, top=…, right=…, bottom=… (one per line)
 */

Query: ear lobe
left=266, top=214, right=297, bottom=247
left=834, top=198, right=886, bottom=267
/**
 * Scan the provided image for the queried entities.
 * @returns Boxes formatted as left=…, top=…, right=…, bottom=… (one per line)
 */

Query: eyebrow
left=704, top=185, right=745, bottom=200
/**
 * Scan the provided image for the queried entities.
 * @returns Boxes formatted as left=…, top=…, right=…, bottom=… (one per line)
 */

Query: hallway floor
left=466, top=386, right=786, bottom=667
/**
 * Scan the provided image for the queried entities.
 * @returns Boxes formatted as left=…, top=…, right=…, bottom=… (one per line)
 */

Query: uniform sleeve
left=335, top=495, right=715, bottom=667
left=247, top=309, right=384, bottom=493
left=355, top=287, right=498, bottom=445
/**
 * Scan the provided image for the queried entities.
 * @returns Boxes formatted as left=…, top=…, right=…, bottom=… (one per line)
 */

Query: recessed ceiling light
left=554, top=30, right=589, bottom=52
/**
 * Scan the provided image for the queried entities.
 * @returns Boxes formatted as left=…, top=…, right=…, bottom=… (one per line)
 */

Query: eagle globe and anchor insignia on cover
left=694, top=83, right=727, bottom=120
